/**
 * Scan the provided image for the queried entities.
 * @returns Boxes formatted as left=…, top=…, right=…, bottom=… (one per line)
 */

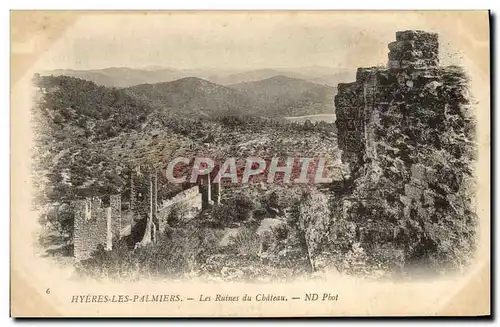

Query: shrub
left=76, top=239, right=140, bottom=280
left=261, top=191, right=280, bottom=214
left=271, top=223, right=288, bottom=241
left=76, top=223, right=223, bottom=280
left=211, top=194, right=256, bottom=226
left=232, top=227, right=261, bottom=257
left=44, top=202, right=74, bottom=240
left=166, top=202, right=192, bottom=227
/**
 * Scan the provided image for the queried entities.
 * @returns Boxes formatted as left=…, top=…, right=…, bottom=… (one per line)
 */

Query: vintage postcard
left=10, top=10, right=490, bottom=317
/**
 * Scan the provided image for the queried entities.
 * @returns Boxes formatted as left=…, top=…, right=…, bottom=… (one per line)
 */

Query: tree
left=45, top=203, right=75, bottom=240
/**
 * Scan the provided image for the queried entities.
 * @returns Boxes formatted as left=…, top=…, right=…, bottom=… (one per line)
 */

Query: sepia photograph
left=10, top=10, right=491, bottom=317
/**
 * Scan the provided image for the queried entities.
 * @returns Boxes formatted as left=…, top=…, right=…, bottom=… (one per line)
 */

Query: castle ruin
left=72, top=30, right=475, bottom=265
left=334, top=30, right=475, bottom=257
left=73, top=195, right=122, bottom=260
left=73, top=169, right=220, bottom=260
left=336, top=30, right=442, bottom=174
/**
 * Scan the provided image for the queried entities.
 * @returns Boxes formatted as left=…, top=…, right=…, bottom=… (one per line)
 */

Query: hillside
left=32, top=74, right=341, bottom=206
left=229, top=75, right=336, bottom=117
left=32, top=74, right=156, bottom=204
left=125, top=77, right=261, bottom=118
left=34, top=74, right=152, bottom=142
left=125, top=76, right=337, bottom=118
left=34, top=71, right=345, bottom=282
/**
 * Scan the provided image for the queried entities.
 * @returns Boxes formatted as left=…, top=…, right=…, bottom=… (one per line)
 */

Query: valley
left=32, top=71, right=344, bottom=283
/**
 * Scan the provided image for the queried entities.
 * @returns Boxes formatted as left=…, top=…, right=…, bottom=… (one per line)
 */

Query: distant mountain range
left=125, top=75, right=336, bottom=118
left=41, top=66, right=354, bottom=88
left=40, top=66, right=344, bottom=118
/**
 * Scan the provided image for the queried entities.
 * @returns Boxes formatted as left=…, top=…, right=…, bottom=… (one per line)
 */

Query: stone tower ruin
left=73, top=195, right=122, bottom=260
left=334, top=30, right=475, bottom=256
left=335, top=30, right=443, bottom=174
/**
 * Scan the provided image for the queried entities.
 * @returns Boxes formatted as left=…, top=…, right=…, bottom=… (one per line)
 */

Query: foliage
left=166, top=202, right=192, bottom=227
left=33, top=74, right=338, bottom=231
left=32, top=75, right=152, bottom=206
left=232, top=227, right=262, bottom=257
left=39, top=65, right=478, bottom=279
left=77, top=223, right=223, bottom=280
left=42, top=203, right=75, bottom=240
left=211, top=194, right=256, bottom=226
left=270, top=223, right=288, bottom=241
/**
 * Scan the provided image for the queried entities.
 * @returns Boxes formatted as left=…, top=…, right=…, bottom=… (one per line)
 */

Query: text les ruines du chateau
left=199, top=293, right=339, bottom=302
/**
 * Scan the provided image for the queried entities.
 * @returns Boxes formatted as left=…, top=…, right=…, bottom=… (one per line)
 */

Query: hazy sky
left=36, top=12, right=468, bottom=71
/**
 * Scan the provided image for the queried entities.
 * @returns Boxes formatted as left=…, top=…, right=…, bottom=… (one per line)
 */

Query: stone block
left=388, top=40, right=414, bottom=53
left=356, top=67, right=379, bottom=82
left=410, top=163, right=427, bottom=183
left=396, top=30, right=438, bottom=43
left=399, top=195, right=412, bottom=219
left=400, top=59, right=439, bottom=70
left=387, top=60, right=401, bottom=70
left=405, top=183, right=423, bottom=200
left=337, top=82, right=358, bottom=93
left=388, top=31, right=439, bottom=69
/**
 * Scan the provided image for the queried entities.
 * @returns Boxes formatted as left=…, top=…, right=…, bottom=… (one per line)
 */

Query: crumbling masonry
left=73, top=169, right=219, bottom=260
left=334, top=30, right=476, bottom=266
left=336, top=31, right=442, bottom=173
left=73, top=195, right=122, bottom=260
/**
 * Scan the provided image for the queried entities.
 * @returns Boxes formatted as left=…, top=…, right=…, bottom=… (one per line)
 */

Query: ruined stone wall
left=110, top=195, right=122, bottom=239
left=157, top=186, right=202, bottom=232
left=387, top=30, right=439, bottom=70
left=334, top=30, right=476, bottom=270
left=335, top=67, right=383, bottom=172
left=73, top=195, right=122, bottom=260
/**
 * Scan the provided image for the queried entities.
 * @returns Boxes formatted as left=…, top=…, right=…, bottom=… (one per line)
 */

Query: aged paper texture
left=11, top=10, right=490, bottom=317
